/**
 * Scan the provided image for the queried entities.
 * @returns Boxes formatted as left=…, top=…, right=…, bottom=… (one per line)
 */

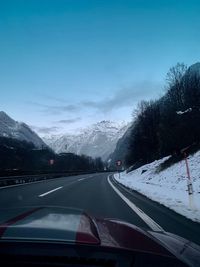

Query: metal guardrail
left=0, top=171, right=98, bottom=188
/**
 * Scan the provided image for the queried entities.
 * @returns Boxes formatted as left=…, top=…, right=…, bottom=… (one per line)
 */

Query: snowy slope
left=114, top=152, right=200, bottom=222
left=43, top=121, right=130, bottom=160
left=0, top=111, right=46, bottom=148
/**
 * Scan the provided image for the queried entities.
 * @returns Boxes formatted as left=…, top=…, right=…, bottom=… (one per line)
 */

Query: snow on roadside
left=114, top=152, right=200, bottom=223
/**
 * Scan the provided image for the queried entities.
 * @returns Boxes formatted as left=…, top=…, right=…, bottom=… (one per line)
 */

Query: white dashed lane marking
left=38, top=186, right=63, bottom=197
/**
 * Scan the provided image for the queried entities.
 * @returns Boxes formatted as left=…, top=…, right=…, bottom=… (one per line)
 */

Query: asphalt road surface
left=0, top=172, right=200, bottom=245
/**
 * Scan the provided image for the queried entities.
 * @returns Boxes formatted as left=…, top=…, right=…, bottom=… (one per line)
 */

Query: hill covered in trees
left=112, top=62, right=200, bottom=168
left=0, top=136, right=104, bottom=176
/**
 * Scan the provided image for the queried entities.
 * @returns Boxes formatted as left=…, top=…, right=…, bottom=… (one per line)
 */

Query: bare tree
left=166, top=63, right=187, bottom=87
left=166, top=63, right=187, bottom=109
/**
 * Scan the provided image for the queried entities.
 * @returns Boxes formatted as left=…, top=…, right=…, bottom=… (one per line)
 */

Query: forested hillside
left=0, top=137, right=104, bottom=176
left=125, top=62, right=200, bottom=167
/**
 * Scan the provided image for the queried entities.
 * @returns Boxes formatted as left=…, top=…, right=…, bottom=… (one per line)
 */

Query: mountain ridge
left=43, top=120, right=130, bottom=161
left=0, top=111, right=46, bottom=148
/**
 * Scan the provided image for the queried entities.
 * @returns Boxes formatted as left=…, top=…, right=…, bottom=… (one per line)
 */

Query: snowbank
left=114, top=152, right=200, bottom=223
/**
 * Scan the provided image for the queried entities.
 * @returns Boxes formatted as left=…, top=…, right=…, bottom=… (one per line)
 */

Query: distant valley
left=42, top=121, right=130, bottom=161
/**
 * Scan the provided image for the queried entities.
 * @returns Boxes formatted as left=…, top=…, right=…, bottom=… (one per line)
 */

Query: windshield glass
left=0, top=0, right=200, bottom=253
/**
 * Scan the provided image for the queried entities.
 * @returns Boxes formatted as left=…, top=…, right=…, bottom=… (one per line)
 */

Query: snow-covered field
left=114, top=151, right=200, bottom=223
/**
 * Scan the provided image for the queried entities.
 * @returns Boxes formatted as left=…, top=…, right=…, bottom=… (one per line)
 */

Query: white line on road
left=107, top=175, right=164, bottom=232
left=78, top=178, right=85, bottom=181
left=38, top=186, right=63, bottom=197
left=78, top=175, right=96, bottom=181
left=0, top=174, right=96, bottom=190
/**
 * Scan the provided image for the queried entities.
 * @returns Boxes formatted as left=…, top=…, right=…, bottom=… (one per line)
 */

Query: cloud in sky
left=45, top=104, right=78, bottom=115
left=38, top=94, right=70, bottom=104
left=55, top=117, right=81, bottom=124
left=82, top=80, right=162, bottom=113
left=31, top=125, right=60, bottom=134
left=28, top=101, right=79, bottom=115
left=30, top=80, right=162, bottom=116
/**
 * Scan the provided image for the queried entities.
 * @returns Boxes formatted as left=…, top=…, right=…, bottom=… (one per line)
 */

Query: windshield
left=0, top=0, right=200, bottom=256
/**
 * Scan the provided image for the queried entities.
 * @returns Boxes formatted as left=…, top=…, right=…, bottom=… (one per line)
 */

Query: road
left=0, top=172, right=200, bottom=245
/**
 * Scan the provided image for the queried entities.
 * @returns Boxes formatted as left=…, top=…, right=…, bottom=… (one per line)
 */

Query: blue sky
left=0, top=0, right=200, bottom=135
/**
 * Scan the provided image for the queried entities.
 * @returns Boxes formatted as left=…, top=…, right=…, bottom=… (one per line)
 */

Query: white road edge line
left=107, top=175, right=164, bottom=232
left=38, top=186, right=63, bottom=197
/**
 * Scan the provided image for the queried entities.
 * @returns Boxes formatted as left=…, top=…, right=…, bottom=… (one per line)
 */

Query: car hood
left=0, top=206, right=199, bottom=266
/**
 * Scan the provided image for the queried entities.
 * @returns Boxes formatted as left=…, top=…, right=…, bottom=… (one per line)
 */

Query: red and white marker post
left=181, top=147, right=194, bottom=209
left=116, top=160, right=122, bottom=179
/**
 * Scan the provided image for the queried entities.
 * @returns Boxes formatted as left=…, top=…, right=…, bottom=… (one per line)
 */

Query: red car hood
left=0, top=206, right=199, bottom=266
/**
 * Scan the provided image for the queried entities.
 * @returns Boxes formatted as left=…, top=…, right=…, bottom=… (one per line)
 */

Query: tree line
left=0, top=136, right=104, bottom=176
left=125, top=63, right=200, bottom=167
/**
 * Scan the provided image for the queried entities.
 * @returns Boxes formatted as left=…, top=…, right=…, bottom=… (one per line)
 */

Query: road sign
left=49, top=159, right=54, bottom=165
left=116, top=160, right=122, bottom=166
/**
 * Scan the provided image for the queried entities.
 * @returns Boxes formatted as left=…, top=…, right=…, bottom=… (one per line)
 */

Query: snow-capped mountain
left=0, top=111, right=46, bottom=148
left=43, top=120, right=130, bottom=161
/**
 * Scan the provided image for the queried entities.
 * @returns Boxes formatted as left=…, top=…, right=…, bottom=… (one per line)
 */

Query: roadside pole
left=176, top=110, right=196, bottom=209
left=116, top=160, right=122, bottom=179
left=181, top=148, right=194, bottom=209
left=183, top=152, right=193, bottom=195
